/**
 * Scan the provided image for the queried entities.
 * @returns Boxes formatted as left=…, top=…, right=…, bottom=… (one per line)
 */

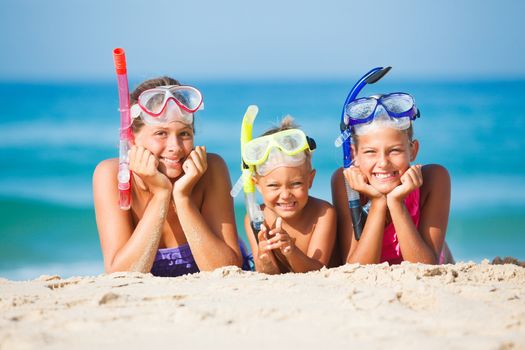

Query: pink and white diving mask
left=130, top=85, right=203, bottom=125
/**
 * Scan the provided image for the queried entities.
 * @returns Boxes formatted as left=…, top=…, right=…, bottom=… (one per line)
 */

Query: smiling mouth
left=161, top=157, right=182, bottom=168
left=276, top=202, right=297, bottom=210
left=372, top=171, right=399, bottom=181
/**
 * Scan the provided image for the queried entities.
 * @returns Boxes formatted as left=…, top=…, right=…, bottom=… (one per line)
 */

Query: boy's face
left=254, top=163, right=315, bottom=220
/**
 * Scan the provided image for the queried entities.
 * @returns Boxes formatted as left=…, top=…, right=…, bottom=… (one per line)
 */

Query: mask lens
left=139, top=89, right=168, bottom=115
left=168, top=86, right=202, bottom=112
left=274, top=130, right=306, bottom=154
left=244, top=137, right=271, bottom=164
left=381, top=93, right=414, bottom=114
left=346, top=98, right=377, bottom=121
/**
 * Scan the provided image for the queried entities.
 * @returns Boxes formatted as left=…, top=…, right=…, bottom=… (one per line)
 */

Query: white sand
left=1, top=261, right=524, bottom=350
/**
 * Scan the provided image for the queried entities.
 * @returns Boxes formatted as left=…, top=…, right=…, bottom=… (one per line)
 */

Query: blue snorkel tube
left=335, top=66, right=392, bottom=241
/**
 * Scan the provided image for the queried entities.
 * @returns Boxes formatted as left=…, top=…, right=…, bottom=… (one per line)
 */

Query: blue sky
left=1, top=0, right=524, bottom=81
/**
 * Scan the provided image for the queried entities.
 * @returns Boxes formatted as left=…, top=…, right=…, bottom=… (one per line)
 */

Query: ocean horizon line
left=2, top=75, right=525, bottom=86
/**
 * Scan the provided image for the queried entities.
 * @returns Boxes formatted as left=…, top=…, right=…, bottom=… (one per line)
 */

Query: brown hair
left=130, top=76, right=196, bottom=133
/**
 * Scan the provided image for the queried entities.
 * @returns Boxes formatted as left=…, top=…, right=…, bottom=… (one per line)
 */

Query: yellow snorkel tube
left=230, top=105, right=265, bottom=242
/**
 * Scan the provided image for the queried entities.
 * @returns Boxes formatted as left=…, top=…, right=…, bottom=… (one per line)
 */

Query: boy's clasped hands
left=257, top=217, right=294, bottom=265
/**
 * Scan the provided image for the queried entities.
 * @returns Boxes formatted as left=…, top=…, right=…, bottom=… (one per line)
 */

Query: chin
left=373, top=183, right=400, bottom=195
left=162, top=168, right=183, bottom=180
left=376, top=185, right=398, bottom=195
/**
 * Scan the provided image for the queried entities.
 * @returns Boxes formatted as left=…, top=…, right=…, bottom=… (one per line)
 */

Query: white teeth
left=278, top=202, right=295, bottom=208
left=163, top=158, right=180, bottom=165
left=374, top=173, right=394, bottom=179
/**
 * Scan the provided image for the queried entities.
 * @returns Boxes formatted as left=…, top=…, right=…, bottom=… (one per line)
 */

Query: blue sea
left=1, top=79, right=524, bottom=280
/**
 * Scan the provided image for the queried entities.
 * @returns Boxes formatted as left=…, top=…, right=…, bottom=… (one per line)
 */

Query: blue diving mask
left=345, top=92, right=420, bottom=135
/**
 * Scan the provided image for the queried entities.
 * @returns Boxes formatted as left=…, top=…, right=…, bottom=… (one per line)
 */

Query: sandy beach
left=1, top=261, right=524, bottom=350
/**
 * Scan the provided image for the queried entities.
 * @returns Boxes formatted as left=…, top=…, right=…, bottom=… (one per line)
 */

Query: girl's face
left=254, top=163, right=315, bottom=220
left=134, top=120, right=194, bottom=179
left=353, top=127, right=418, bottom=194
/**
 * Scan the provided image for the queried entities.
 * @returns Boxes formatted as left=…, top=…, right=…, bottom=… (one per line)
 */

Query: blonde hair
left=261, top=115, right=299, bottom=136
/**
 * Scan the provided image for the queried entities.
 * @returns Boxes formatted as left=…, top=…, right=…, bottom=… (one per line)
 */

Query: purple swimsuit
left=150, top=241, right=253, bottom=277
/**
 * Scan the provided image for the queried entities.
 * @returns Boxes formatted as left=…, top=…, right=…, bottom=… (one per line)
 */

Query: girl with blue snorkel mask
left=331, top=68, right=453, bottom=265
left=94, top=77, right=250, bottom=276
left=242, top=116, right=336, bottom=274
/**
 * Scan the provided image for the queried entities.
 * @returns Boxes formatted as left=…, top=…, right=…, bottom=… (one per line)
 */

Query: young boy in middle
left=243, top=116, right=336, bottom=274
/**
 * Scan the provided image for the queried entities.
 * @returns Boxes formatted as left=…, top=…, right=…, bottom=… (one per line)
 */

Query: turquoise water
left=1, top=79, right=524, bottom=280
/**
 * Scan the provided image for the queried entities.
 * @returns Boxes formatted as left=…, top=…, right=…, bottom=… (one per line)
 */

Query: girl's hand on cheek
left=129, top=145, right=171, bottom=195
left=387, top=164, right=423, bottom=203
left=344, top=166, right=384, bottom=200
left=173, top=146, right=208, bottom=198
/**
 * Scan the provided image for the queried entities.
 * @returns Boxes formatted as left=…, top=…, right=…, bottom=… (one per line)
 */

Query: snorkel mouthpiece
left=365, top=66, right=391, bottom=84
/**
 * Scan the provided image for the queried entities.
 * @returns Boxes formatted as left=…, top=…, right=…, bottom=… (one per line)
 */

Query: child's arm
left=266, top=202, right=336, bottom=273
left=331, top=169, right=353, bottom=262
left=94, top=152, right=172, bottom=273
left=245, top=216, right=281, bottom=274
left=332, top=168, right=389, bottom=264
left=174, top=150, right=243, bottom=271
left=389, top=164, right=450, bottom=264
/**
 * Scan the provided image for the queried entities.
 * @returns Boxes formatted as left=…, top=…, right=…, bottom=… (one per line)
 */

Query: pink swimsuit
left=379, top=188, right=446, bottom=264
left=380, top=188, right=420, bottom=265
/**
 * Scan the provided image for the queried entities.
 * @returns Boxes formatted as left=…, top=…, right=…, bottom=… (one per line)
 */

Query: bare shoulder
left=205, top=152, right=229, bottom=176
left=306, top=196, right=336, bottom=218
left=421, top=164, right=451, bottom=198
left=422, top=164, right=450, bottom=184
left=200, top=152, right=232, bottom=195
left=331, top=167, right=344, bottom=185
left=93, top=158, right=118, bottom=182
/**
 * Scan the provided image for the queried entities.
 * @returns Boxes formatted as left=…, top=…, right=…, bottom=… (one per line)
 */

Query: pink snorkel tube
left=113, top=48, right=132, bottom=210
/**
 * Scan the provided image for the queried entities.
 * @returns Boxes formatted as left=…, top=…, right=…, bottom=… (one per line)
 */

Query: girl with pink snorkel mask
left=94, top=74, right=251, bottom=276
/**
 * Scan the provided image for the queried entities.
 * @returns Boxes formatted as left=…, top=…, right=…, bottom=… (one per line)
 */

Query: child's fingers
left=135, top=146, right=147, bottom=167
left=267, top=240, right=291, bottom=251
left=413, top=165, right=423, bottom=185
left=129, top=146, right=140, bottom=170
left=189, top=149, right=206, bottom=174
left=146, top=153, right=159, bottom=175
left=410, top=167, right=423, bottom=187
left=267, top=232, right=291, bottom=247
left=404, top=165, right=423, bottom=188
left=257, top=225, right=268, bottom=242
left=266, top=233, right=282, bottom=245
left=128, top=146, right=136, bottom=164
left=345, top=167, right=366, bottom=190
left=182, top=157, right=197, bottom=175
left=275, top=217, right=282, bottom=232
left=267, top=225, right=278, bottom=237
left=259, top=252, right=269, bottom=261
left=194, top=145, right=207, bottom=163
